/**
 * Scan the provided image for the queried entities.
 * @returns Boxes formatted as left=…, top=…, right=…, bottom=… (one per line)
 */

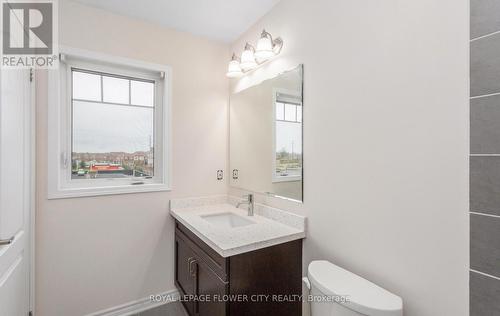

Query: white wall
left=230, top=0, right=469, bottom=315
left=35, top=1, right=229, bottom=315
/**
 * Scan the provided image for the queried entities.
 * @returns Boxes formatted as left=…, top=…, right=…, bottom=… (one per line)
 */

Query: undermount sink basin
left=201, top=212, right=255, bottom=229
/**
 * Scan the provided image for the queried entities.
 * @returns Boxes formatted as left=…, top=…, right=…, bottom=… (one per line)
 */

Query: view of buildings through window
left=71, top=69, right=155, bottom=179
left=275, top=100, right=302, bottom=179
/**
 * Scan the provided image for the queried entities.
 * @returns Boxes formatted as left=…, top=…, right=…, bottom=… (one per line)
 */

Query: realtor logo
left=1, top=0, right=58, bottom=68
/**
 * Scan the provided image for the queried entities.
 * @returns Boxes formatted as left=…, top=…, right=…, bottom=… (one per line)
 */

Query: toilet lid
left=308, top=260, right=403, bottom=316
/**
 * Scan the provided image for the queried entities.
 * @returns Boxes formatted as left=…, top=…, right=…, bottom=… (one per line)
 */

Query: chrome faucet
left=236, top=194, right=254, bottom=216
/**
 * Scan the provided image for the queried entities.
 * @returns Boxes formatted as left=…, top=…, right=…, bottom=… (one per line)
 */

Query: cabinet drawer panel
left=229, top=239, right=303, bottom=316
left=175, top=221, right=228, bottom=281
left=195, top=258, right=228, bottom=316
left=174, top=235, right=196, bottom=315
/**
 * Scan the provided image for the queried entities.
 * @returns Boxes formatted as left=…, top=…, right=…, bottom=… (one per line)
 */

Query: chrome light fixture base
left=272, top=37, right=283, bottom=55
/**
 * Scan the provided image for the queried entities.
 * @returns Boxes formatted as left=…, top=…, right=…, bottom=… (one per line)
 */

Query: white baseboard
left=85, top=289, right=180, bottom=316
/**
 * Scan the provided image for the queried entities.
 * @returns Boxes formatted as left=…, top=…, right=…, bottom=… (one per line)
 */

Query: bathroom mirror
left=230, top=65, right=303, bottom=202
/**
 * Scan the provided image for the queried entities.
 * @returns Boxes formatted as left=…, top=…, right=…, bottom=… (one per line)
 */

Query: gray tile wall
left=471, top=95, right=500, bottom=154
left=470, top=156, right=500, bottom=216
left=470, top=0, right=500, bottom=314
left=470, top=272, right=500, bottom=315
left=470, top=214, right=500, bottom=278
left=471, top=0, right=500, bottom=39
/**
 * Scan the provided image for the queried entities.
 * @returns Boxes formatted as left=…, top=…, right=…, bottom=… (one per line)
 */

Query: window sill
left=47, top=183, right=171, bottom=199
left=272, top=176, right=302, bottom=183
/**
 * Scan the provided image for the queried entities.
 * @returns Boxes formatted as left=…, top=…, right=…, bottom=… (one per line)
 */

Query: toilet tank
left=309, top=285, right=365, bottom=316
left=307, top=261, right=403, bottom=316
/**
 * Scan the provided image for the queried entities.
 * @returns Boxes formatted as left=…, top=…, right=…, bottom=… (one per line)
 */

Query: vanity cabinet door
left=175, top=235, right=197, bottom=316
left=193, top=258, right=228, bottom=316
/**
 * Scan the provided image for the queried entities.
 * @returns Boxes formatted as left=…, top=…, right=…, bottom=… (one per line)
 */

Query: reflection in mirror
left=230, top=65, right=303, bottom=201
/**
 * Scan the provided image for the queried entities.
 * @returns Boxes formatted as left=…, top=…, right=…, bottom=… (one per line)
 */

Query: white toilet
left=304, top=261, right=403, bottom=316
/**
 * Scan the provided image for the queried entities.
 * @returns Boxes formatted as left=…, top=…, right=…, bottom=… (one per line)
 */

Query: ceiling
left=72, top=0, right=280, bottom=43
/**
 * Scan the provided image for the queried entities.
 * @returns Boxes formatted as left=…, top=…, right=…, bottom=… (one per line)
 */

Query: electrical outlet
left=232, top=169, right=239, bottom=180
left=217, top=170, right=223, bottom=180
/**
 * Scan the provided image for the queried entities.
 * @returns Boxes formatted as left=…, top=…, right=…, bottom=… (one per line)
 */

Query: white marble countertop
left=170, top=196, right=306, bottom=257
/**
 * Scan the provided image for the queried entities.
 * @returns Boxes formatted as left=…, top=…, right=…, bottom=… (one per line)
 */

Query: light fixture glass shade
left=255, top=31, right=275, bottom=60
left=240, top=43, right=257, bottom=71
left=226, top=54, right=243, bottom=78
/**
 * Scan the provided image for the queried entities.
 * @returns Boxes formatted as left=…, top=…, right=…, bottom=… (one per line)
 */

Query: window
left=48, top=48, right=171, bottom=198
left=71, top=69, right=155, bottom=180
left=273, top=90, right=303, bottom=182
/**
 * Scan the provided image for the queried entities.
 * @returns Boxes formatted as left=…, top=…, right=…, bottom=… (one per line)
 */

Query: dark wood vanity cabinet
left=174, top=221, right=303, bottom=316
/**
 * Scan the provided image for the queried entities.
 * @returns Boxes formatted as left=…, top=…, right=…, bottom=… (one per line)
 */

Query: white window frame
left=48, top=46, right=172, bottom=199
left=272, top=88, right=303, bottom=183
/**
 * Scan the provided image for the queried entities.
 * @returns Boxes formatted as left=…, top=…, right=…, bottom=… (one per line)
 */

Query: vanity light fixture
left=240, top=43, right=258, bottom=71
left=226, top=53, right=243, bottom=78
left=226, top=30, right=283, bottom=78
left=255, top=29, right=283, bottom=60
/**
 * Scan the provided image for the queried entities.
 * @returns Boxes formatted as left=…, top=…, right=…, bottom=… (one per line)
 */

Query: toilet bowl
left=304, top=261, right=403, bottom=316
